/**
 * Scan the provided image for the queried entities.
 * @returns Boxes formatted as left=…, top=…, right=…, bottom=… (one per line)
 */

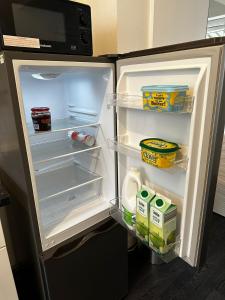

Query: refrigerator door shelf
left=109, top=199, right=180, bottom=263
left=36, top=160, right=103, bottom=202
left=28, top=118, right=99, bottom=136
left=108, top=93, right=194, bottom=113
left=108, top=135, right=188, bottom=172
left=31, top=139, right=101, bottom=165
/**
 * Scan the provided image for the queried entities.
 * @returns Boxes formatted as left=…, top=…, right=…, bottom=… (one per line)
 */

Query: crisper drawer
left=44, top=220, right=128, bottom=300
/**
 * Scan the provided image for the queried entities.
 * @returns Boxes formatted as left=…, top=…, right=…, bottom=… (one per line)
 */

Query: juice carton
left=149, top=194, right=176, bottom=254
left=136, top=186, right=155, bottom=243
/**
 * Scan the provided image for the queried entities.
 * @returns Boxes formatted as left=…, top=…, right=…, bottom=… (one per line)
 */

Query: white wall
left=117, top=0, right=210, bottom=53
left=209, top=0, right=225, bottom=17
left=152, top=0, right=210, bottom=48
left=76, top=0, right=210, bottom=55
left=117, top=0, right=150, bottom=53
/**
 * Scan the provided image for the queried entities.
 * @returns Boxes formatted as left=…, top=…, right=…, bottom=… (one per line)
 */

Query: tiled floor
left=125, top=213, right=225, bottom=300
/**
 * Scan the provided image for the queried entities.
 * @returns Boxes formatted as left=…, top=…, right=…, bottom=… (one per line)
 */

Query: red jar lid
left=31, top=107, right=50, bottom=112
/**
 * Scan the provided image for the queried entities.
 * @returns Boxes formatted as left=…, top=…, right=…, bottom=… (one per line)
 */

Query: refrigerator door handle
left=52, top=221, right=118, bottom=259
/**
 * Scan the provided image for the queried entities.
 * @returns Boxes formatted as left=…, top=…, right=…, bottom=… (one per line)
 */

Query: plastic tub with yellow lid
left=141, top=85, right=189, bottom=112
left=140, top=138, right=180, bottom=168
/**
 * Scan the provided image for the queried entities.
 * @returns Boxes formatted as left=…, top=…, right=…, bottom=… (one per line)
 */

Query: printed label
left=122, top=206, right=135, bottom=227
left=150, top=207, right=163, bottom=228
left=3, top=35, right=40, bottom=49
left=150, top=92, right=168, bottom=109
left=34, top=124, right=39, bottom=130
left=137, top=199, right=147, bottom=217
left=142, top=150, right=157, bottom=166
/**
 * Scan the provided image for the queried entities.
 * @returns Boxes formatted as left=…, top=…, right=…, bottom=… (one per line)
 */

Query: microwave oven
left=0, top=0, right=93, bottom=56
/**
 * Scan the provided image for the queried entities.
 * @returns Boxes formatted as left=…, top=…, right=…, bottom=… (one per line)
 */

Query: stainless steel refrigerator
left=1, top=37, right=225, bottom=300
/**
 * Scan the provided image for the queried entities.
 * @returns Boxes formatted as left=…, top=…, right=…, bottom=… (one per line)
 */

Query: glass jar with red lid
left=31, top=107, right=51, bottom=132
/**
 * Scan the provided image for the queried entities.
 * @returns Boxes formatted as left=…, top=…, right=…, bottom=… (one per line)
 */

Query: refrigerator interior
left=111, top=56, right=214, bottom=266
left=13, top=60, right=115, bottom=250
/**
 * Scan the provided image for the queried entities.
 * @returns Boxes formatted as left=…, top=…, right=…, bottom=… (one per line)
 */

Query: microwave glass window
left=12, top=3, right=66, bottom=42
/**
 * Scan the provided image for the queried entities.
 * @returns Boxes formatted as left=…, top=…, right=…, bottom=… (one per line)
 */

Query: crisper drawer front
left=44, top=220, right=128, bottom=300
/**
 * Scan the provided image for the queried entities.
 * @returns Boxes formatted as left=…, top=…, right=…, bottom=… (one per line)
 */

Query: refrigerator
left=0, top=37, right=225, bottom=299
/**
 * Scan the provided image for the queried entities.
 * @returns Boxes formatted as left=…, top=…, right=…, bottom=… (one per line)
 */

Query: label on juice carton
left=149, top=194, right=176, bottom=254
left=136, top=186, right=155, bottom=243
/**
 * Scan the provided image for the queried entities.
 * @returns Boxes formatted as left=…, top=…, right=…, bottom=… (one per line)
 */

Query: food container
left=141, top=85, right=189, bottom=112
left=139, top=138, right=180, bottom=168
left=31, top=107, right=51, bottom=132
left=68, top=130, right=96, bottom=147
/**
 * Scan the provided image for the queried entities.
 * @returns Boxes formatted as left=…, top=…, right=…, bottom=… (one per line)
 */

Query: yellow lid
left=140, top=138, right=180, bottom=153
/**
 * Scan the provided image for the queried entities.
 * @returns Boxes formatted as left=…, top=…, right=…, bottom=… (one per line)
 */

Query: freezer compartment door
left=43, top=220, right=128, bottom=300
left=12, top=58, right=116, bottom=251
left=114, top=45, right=225, bottom=266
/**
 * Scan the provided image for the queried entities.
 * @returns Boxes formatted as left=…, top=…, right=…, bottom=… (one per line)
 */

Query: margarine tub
left=141, top=85, right=189, bottom=112
left=140, top=138, right=180, bottom=168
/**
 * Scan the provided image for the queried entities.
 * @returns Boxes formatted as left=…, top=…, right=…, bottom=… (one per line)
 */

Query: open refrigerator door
left=12, top=59, right=116, bottom=251
left=108, top=45, right=225, bottom=267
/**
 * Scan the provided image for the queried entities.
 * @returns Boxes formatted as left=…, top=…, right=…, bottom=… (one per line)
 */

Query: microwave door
left=114, top=44, right=225, bottom=267
left=0, top=0, right=92, bottom=55
left=2, top=52, right=116, bottom=252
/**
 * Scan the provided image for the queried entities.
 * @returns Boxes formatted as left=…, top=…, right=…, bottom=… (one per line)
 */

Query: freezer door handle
left=52, top=221, right=118, bottom=259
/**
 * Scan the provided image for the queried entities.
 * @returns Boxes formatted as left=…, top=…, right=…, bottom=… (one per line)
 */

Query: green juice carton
left=136, top=186, right=155, bottom=243
left=149, top=194, right=177, bottom=254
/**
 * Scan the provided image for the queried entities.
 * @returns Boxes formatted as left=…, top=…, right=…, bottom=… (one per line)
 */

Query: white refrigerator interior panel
left=0, top=247, right=18, bottom=300
left=12, top=60, right=115, bottom=250
left=116, top=52, right=221, bottom=266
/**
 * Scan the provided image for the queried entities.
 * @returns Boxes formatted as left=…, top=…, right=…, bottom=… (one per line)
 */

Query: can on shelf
left=31, top=107, right=51, bottom=132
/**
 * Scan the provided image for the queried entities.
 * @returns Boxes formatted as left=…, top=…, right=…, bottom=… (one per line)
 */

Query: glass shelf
left=40, top=180, right=102, bottom=238
left=108, top=93, right=193, bottom=113
left=108, top=135, right=188, bottom=171
left=109, top=199, right=180, bottom=263
left=36, top=159, right=103, bottom=202
left=28, top=117, right=99, bottom=136
left=31, top=139, right=101, bottom=164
